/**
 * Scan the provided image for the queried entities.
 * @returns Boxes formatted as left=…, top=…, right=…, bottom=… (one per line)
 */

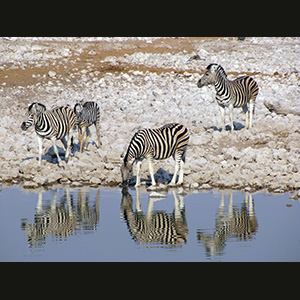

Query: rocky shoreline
left=0, top=37, right=300, bottom=196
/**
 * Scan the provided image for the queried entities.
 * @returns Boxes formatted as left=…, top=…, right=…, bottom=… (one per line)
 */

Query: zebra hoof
left=58, top=162, right=66, bottom=169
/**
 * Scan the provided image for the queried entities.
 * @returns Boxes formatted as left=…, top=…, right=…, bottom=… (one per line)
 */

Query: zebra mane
left=207, top=63, right=227, bottom=77
left=28, top=102, right=46, bottom=114
left=124, top=130, right=141, bottom=166
left=123, top=144, right=133, bottom=166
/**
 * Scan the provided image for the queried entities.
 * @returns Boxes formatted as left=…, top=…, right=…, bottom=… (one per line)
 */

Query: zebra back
left=230, top=75, right=259, bottom=107
left=124, top=123, right=189, bottom=165
left=74, top=101, right=100, bottom=128
left=35, top=106, right=77, bottom=140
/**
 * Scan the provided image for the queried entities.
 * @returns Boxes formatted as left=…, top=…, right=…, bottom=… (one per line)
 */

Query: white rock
left=90, top=177, right=101, bottom=185
left=190, top=182, right=200, bottom=189
left=149, top=192, right=167, bottom=198
left=48, top=70, right=56, bottom=78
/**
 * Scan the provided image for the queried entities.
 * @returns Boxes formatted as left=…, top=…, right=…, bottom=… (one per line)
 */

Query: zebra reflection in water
left=21, top=188, right=100, bottom=248
left=121, top=187, right=188, bottom=247
left=197, top=192, right=258, bottom=257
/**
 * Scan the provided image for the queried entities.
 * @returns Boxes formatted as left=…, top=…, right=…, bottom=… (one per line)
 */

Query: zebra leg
left=147, top=157, right=156, bottom=186
left=177, top=158, right=185, bottom=185
left=85, top=127, right=90, bottom=151
left=37, top=191, right=43, bottom=214
left=243, top=104, right=249, bottom=129
left=249, top=100, right=255, bottom=129
left=78, top=127, right=83, bottom=152
left=50, top=136, right=63, bottom=167
left=136, top=187, right=142, bottom=212
left=94, top=123, right=101, bottom=149
left=170, top=155, right=180, bottom=185
left=218, top=104, right=226, bottom=131
left=173, top=191, right=183, bottom=218
left=135, top=160, right=142, bottom=187
left=80, top=126, right=87, bottom=153
left=229, top=103, right=234, bottom=132
left=64, top=133, right=72, bottom=163
left=37, top=135, right=43, bottom=166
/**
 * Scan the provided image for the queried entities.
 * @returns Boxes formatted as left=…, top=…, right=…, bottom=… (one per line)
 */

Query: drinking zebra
left=74, top=101, right=101, bottom=153
left=197, top=63, right=259, bottom=132
left=121, top=123, right=189, bottom=187
left=121, top=187, right=188, bottom=246
left=21, top=102, right=77, bottom=167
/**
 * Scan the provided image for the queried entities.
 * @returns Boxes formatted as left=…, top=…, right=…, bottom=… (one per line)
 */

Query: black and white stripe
left=22, top=188, right=100, bottom=247
left=121, top=187, right=188, bottom=247
left=197, top=63, right=259, bottom=131
left=197, top=193, right=258, bottom=257
left=74, top=101, right=101, bottom=153
left=21, top=102, right=77, bottom=167
left=121, top=123, right=189, bottom=187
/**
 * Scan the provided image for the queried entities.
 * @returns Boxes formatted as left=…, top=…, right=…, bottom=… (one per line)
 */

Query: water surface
left=0, top=185, right=299, bottom=262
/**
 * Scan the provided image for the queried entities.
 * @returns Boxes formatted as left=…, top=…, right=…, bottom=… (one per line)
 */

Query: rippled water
left=0, top=185, right=299, bottom=262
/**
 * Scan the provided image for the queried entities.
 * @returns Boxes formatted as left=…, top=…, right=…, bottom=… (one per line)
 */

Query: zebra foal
left=21, top=102, right=77, bottom=167
left=197, top=63, right=259, bottom=132
left=121, top=123, right=189, bottom=187
left=74, top=101, right=101, bottom=153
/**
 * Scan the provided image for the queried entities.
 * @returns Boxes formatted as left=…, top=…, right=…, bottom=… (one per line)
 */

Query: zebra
left=121, top=123, right=189, bottom=187
left=21, top=188, right=100, bottom=247
left=197, top=192, right=258, bottom=257
left=197, top=63, right=259, bottom=132
left=121, top=186, right=188, bottom=247
left=74, top=101, right=101, bottom=153
left=21, top=102, right=77, bottom=167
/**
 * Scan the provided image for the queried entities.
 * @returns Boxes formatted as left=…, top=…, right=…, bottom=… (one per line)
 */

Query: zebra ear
left=209, top=64, right=219, bottom=72
left=33, top=103, right=46, bottom=114
left=120, top=152, right=124, bottom=160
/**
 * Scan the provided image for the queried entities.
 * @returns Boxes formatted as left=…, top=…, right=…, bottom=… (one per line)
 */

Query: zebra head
left=120, top=154, right=133, bottom=186
left=74, top=103, right=84, bottom=125
left=21, top=102, right=46, bottom=131
left=120, top=163, right=133, bottom=186
left=197, top=63, right=225, bottom=88
left=74, top=103, right=83, bottom=116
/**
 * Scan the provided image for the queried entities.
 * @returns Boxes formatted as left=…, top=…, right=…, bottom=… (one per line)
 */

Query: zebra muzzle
left=21, top=122, right=28, bottom=131
left=197, top=79, right=204, bottom=88
left=122, top=180, right=129, bottom=187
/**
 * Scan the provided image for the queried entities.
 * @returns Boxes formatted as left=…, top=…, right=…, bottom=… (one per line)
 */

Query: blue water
left=0, top=185, right=299, bottom=262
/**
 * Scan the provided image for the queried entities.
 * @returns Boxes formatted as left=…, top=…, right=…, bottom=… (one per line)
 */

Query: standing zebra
left=197, top=63, right=259, bottom=132
left=74, top=101, right=101, bottom=153
left=21, top=102, right=77, bottom=167
left=121, top=123, right=189, bottom=187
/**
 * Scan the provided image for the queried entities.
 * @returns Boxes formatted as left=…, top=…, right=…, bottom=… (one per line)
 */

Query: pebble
left=48, top=70, right=56, bottom=78
left=190, top=182, right=200, bottom=189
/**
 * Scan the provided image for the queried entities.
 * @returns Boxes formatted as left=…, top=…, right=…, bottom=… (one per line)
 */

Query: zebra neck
left=124, top=147, right=136, bottom=167
left=35, top=113, right=45, bottom=129
left=124, top=131, right=146, bottom=166
left=214, top=72, right=229, bottom=96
